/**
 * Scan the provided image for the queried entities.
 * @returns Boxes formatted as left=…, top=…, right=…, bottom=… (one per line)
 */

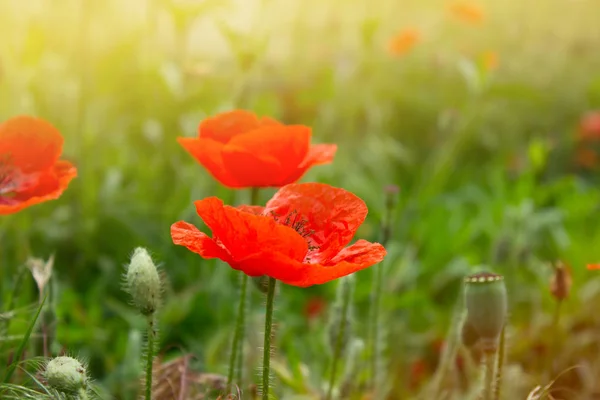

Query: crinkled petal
left=236, top=204, right=265, bottom=215
left=0, top=160, right=77, bottom=215
left=177, top=137, right=241, bottom=188
left=222, top=125, right=311, bottom=187
left=0, top=116, right=63, bottom=173
left=264, top=182, right=368, bottom=263
left=171, top=221, right=233, bottom=262
left=198, top=109, right=260, bottom=143
left=194, top=197, right=307, bottom=263
left=237, top=240, right=386, bottom=287
left=282, top=143, right=337, bottom=183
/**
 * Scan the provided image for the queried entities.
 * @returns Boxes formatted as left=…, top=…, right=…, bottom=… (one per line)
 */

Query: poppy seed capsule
left=464, top=272, right=507, bottom=345
left=44, top=356, right=87, bottom=394
left=126, top=247, right=161, bottom=316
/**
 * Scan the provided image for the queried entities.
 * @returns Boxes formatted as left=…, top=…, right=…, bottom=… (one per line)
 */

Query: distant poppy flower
left=588, top=264, right=600, bottom=270
left=177, top=110, right=337, bottom=188
left=304, top=296, right=327, bottom=320
left=449, top=2, right=485, bottom=24
left=0, top=116, right=77, bottom=215
left=549, top=261, right=572, bottom=301
left=577, top=110, right=600, bottom=141
left=171, top=182, right=386, bottom=287
left=387, top=28, right=420, bottom=56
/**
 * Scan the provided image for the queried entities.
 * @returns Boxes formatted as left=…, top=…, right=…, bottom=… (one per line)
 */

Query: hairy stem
left=228, top=274, right=248, bottom=389
left=482, top=351, right=496, bottom=400
left=78, top=387, right=89, bottom=400
left=145, top=315, right=156, bottom=400
left=326, top=279, right=352, bottom=400
left=493, top=325, right=506, bottom=400
left=262, top=277, right=276, bottom=400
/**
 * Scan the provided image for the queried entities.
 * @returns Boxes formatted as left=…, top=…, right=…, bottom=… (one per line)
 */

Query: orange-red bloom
left=577, top=110, right=600, bottom=142
left=177, top=110, right=337, bottom=188
left=171, top=182, right=386, bottom=287
left=0, top=116, right=77, bottom=215
left=588, top=264, right=600, bottom=270
left=387, top=28, right=420, bottom=56
left=449, top=2, right=485, bottom=24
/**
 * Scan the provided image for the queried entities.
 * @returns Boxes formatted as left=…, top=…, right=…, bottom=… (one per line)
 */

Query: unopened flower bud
left=464, top=271, right=507, bottom=352
left=549, top=261, right=572, bottom=301
left=327, top=276, right=354, bottom=355
left=126, top=247, right=161, bottom=316
left=44, top=356, right=87, bottom=394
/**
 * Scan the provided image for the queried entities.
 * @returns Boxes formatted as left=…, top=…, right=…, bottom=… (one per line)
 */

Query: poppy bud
left=549, top=261, right=572, bottom=301
left=252, top=275, right=270, bottom=294
left=464, top=271, right=507, bottom=352
left=384, top=184, right=400, bottom=211
left=125, top=247, right=161, bottom=316
left=44, top=356, right=88, bottom=395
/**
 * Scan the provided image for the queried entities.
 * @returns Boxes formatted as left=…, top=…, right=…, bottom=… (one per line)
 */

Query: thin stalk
left=145, top=315, right=156, bottom=400
left=78, top=387, right=89, bottom=400
left=227, top=274, right=248, bottom=389
left=482, top=351, right=496, bottom=400
left=262, top=277, right=276, bottom=400
left=326, top=280, right=352, bottom=400
left=493, top=325, right=506, bottom=400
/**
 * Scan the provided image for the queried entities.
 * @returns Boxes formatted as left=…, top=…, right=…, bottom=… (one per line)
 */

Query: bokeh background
left=2, top=0, right=600, bottom=398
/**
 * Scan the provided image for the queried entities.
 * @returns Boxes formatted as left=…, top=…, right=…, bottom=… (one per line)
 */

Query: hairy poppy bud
left=125, top=247, right=161, bottom=316
left=549, top=261, right=572, bottom=301
left=44, top=356, right=87, bottom=394
left=464, top=271, right=507, bottom=352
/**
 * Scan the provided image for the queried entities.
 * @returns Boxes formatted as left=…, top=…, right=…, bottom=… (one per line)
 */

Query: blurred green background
left=2, top=0, right=600, bottom=398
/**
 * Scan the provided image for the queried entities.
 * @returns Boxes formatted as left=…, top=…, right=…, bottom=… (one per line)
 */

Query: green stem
left=482, top=351, right=496, bottom=400
left=493, top=325, right=506, bottom=400
left=326, top=280, right=352, bottom=400
left=145, top=315, right=156, bottom=400
left=262, top=277, right=276, bottom=400
left=227, top=273, right=248, bottom=389
left=78, top=387, right=89, bottom=400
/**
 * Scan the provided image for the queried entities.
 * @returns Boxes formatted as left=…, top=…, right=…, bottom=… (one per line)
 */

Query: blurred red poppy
left=171, top=182, right=386, bottom=287
left=304, top=296, right=327, bottom=320
left=177, top=110, right=337, bottom=188
left=588, top=264, right=600, bottom=270
left=577, top=110, right=600, bottom=141
left=0, top=116, right=77, bottom=215
left=449, top=2, right=485, bottom=24
left=387, top=28, right=420, bottom=56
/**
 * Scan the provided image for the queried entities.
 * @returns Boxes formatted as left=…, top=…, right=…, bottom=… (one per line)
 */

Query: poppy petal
left=177, top=137, right=241, bottom=187
left=282, top=143, right=337, bottom=183
left=171, top=221, right=232, bottom=262
left=236, top=204, right=265, bottom=215
left=0, top=160, right=77, bottom=215
left=587, top=264, right=600, bottom=270
left=264, top=182, right=368, bottom=264
left=194, top=197, right=308, bottom=263
left=222, top=125, right=311, bottom=187
left=198, top=109, right=259, bottom=143
left=0, top=116, right=63, bottom=173
left=237, top=240, right=386, bottom=287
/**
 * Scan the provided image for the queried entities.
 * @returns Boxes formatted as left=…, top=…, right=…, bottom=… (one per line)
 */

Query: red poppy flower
left=588, top=264, right=600, bottom=270
left=387, top=28, right=420, bottom=56
left=0, top=116, right=77, bottom=215
left=578, top=110, right=600, bottom=141
left=177, top=110, right=337, bottom=188
left=449, top=2, right=485, bottom=24
left=171, top=182, right=386, bottom=287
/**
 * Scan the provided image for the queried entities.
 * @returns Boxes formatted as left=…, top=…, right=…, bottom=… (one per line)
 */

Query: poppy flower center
left=0, top=154, right=17, bottom=196
left=269, top=209, right=319, bottom=252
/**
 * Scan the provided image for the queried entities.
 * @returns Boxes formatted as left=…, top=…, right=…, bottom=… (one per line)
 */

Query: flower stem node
left=463, top=271, right=507, bottom=351
left=126, top=247, right=161, bottom=316
left=44, top=356, right=88, bottom=395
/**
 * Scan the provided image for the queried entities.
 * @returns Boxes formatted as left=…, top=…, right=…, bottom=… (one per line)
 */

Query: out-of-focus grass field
left=2, top=0, right=600, bottom=398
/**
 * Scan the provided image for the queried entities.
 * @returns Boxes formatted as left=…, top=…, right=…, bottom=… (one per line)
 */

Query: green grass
left=1, top=0, right=600, bottom=398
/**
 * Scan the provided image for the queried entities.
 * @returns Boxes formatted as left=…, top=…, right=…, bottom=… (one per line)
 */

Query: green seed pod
left=251, top=275, right=269, bottom=294
left=126, top=247, right=161, bottom=316
left=460, top=318, right=480, bottom=348
left=44, top=356, right=87, bottom=394
left=464, top=271, right=507, bottom=346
